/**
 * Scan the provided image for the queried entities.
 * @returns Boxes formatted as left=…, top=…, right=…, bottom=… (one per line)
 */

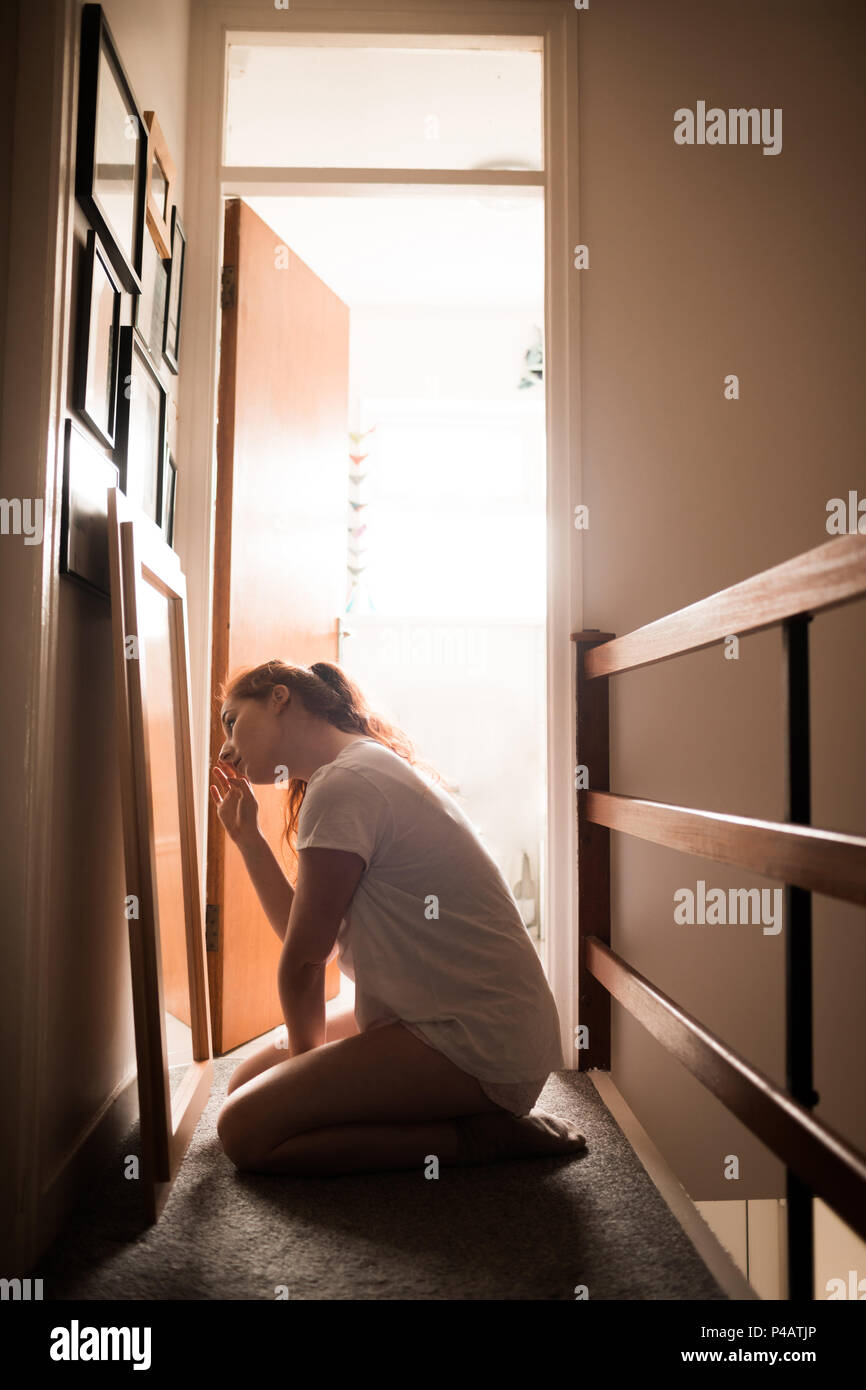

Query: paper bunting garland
left=346, top=423, right=377, bottom=613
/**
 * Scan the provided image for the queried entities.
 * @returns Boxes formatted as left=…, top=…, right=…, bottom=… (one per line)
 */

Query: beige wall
left=1, top=0, right=72, bottom=1267
left=0, top=7, right=18, bottom=443
left=0, top=0, right=190, bottom=1265
left=43, top=0, right=191, bottom=1196
left=577, top=0, right=866, bottom=1202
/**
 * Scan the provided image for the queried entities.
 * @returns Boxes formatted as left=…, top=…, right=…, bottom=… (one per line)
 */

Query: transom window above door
left=224, top=35, right=543, bottom=170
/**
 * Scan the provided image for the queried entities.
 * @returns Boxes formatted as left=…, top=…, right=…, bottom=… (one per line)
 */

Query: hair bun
left=311, top=662, right=338, bottom=686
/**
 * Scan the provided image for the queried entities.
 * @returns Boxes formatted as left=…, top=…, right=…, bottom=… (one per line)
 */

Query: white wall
left=344, top=307, right=547, bottom=927
left=350, top=307, right=543, bottom=400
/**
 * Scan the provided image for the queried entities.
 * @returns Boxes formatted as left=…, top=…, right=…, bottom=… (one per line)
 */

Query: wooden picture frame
left=75, top=4, right=147, bottom=295
left=59, top=416, right=120, bottom=598
left=143, top=111, right=177, bottom=260
left=107, top=485, right=212, bottom=1223
left=162, top=206, right=185, bottom=375
left=115, top=325, right=167, bottom=524
left=74, top=227, right=123, bottom=448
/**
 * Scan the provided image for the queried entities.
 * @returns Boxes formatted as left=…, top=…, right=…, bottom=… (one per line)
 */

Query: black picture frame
left=161, top=448, right=177, bottom=549
left=60, top=416, right=120, bottom=599
left=135, top=222, right=170, bottom=369
left=115, top=325, right=166, bottom=526
left=74, top=227, right=123, bottom=448
left=163, top=206, right=185, bottom=374
left=75, top=4, right=147, bottom=295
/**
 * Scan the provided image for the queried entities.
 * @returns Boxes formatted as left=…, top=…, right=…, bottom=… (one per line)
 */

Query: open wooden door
left=207, top=197, right=349, bottom=1054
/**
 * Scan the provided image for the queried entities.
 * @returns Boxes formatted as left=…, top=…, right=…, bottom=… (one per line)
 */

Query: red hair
left=215, top=658, right=446, bottom=879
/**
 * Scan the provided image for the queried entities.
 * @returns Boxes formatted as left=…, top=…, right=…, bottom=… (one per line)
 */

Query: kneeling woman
left=211, top=658, right=585, bottom=1176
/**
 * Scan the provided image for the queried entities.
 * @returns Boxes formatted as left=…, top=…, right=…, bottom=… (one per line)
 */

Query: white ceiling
left=244, top=193, right=545, bottom=310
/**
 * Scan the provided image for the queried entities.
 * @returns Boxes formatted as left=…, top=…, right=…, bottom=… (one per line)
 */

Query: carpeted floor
left=37, top=1060, right=729, bottom=1300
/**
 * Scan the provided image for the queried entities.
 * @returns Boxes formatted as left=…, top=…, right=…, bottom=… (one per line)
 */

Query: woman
left=211, top=657, right=586, bottom=1176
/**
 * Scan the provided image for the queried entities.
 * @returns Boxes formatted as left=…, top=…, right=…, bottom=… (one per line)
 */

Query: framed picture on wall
left=115, top=325, right=166, bottom=526
left=163, top=207, right=185, bottom=375
left=60, top=416, right=120, bottom=599
left=161, top=449, right=177, bottom=548
left=75, top=4, right=147, bottom=294
left=135, top=222, right=170, bottom=368
left=74, top=227, right=123, bottom=448
left=143, top=110, right=177, bottom=260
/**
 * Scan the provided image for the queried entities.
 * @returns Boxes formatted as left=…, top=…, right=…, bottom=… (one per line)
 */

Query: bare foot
left=453, top=1108, right=587, bottom=1166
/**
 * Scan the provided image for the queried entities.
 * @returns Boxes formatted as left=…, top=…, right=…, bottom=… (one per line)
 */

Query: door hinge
left=221, top=265, right=236, bottom=310
left=205, top=904, right=220, bottom=951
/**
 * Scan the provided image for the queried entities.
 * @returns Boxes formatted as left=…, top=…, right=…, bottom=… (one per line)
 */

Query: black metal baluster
left=782, top=614, right=819, bottom=1301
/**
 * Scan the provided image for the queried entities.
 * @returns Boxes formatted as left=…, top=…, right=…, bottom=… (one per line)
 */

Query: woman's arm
left=238, top=828, right=295, bottom=944
left=279, top=960, right=327, bottom=1057
left=210, top=764, right=294, bottom=943
left=280, top=847, right=366, bottom=1056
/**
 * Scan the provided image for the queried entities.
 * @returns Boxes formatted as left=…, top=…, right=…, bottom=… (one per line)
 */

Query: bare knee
left=225, top=1056, right=259, bottom=1095
left=216, top=1102, right=253, bottom=1167
left=225, top=1039, right=288, bottom=1095
left=225, top=1069, right=247, bottom=1096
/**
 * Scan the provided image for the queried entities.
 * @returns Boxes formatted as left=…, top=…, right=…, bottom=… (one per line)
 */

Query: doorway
left=183, top=9, right=580, bottom=1063
left=239, top=182, right=550, bottom=971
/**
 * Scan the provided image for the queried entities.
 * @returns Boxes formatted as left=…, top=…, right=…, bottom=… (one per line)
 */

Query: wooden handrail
left=586, top=937, right=866, bottom=1243
left=572, top=534, right=866, bottom=1299
left=586, top=790, right=866, bottom=907
left=575, top=533, right=866, bottom=679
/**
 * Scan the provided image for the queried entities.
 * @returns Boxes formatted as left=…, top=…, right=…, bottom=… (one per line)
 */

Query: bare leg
left=226, top=998, right=359, bottom=1096
left=219, top=1023, right=586, bottom=1177
left=237, top=1110, right=586, bottom=1177
left=239, top=1119, right=462, bottom=1176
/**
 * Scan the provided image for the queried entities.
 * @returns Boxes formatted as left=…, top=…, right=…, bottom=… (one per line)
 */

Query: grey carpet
left=38, top=1060, right=728, bottom=1300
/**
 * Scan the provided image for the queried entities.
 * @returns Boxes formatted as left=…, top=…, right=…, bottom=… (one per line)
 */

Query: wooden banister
left=572, top=534, right=866, bottom=1301
left=579, top=533, right=866, bottom=679
left=585, top=937, right=866, bottom=1244
left=586, top=790, right=866, bottom=908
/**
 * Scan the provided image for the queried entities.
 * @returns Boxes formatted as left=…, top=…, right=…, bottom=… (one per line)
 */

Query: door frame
left=182, top=0, right=582, bottom=1068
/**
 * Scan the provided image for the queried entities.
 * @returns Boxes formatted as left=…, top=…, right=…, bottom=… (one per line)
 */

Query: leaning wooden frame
left=107, top=485, right=213, bottom=1223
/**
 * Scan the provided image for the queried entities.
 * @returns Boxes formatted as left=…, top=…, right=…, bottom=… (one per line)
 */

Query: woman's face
left=217, top=685, right=295, bottom=786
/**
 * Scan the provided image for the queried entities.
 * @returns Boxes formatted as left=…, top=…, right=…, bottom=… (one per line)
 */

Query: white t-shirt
left=296, top=738, right=564, bottom=1086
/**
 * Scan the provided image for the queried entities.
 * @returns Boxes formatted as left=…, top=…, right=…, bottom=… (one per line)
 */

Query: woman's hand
left=210, top=761, right=261, bottom=848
